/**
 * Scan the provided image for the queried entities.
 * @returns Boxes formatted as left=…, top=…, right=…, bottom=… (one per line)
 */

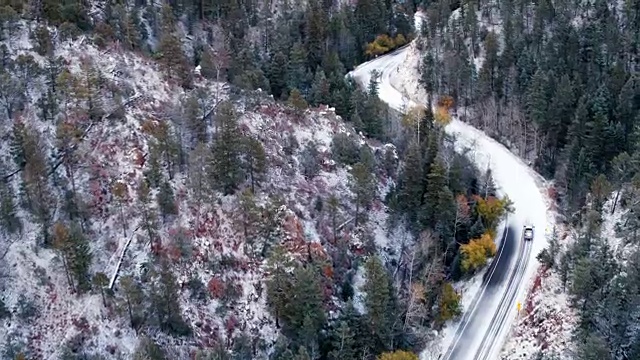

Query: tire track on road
left=475, top=239, right=532, bottom=360
left=442, top=223, right=512, bottom=360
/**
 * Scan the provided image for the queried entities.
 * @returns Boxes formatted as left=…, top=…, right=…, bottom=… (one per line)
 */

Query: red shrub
left=133, top=147, right=146, bottom=168
left=167, top=245, right=182, bottom=262
left=225, top=315, right=238, bottom=336
left=208, top=277, right=225, bottom=299
left=322, top=264, right=334, bottom=279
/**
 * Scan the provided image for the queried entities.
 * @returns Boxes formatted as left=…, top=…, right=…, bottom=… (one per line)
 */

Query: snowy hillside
left=0, top=18, right=403, bottom=359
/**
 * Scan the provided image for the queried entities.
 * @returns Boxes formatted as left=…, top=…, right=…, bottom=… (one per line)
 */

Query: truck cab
left=523, top=225, right=534, bottom=241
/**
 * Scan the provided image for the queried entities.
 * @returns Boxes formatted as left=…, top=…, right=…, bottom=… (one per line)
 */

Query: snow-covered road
left=348, top=13, right=551, bottom=360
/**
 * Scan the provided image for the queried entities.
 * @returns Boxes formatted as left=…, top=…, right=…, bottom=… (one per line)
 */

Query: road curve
left=476, top=239, right=533, bottom=360
left=443, top=226, right=533, bottom=360
left=443, top=224, right=516, bottom=360
left=348, top=12, right=549, bottom=360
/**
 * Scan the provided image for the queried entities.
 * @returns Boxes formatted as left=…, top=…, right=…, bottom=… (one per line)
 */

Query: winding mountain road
left=348, top=12, right=549, bottom=360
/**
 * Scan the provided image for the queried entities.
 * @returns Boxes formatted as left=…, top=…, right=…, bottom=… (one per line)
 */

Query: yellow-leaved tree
left=461, top=232, right=497, bottom=273
left=474, top=195, right=513, bottom=231
left=365, top=34, right=408, bottom=58
left=434, top=106, right=451, bottom=125
left=365, top=34, right=396, bottom=57
left=394, top=33, right=408, bottom=47
left=438, top=282, right=461, bottom=323
left=377, top=350, right=420, bottom=360
left=434, top=95, right=454, bottom=125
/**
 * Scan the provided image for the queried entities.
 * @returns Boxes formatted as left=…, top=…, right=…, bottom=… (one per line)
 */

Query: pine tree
left=354, top=0, right=388, bottom=46
left=137, top=179, right=158, bottom=252
left=144, top=144, right=163, bottom=188
left=20, top=125, right=54, bottom=245
left=304, top=0, right=329, bottom=70
left=363, top=96, right=384, bottom=139
left=288, top=42, right=310, bottom=93
left=238, top=189, right=261, bottom=256
left=309, top=69, right=331, bottom=106
left=585, top=111, right=609, bottom=175
left=268, top=51, right=289, bottom=99
left=242, top=137, right=267, bottom=193
left=363, top=256, right=392, bottom=352
left=477, top=31, right=500, bottom=98
left=351, top=110, right=365, bottom=133
left=0, top=297, right=8, bottom=319
left=0, top=179, right=21, bottom=235
left=300, top=141, right=320, bottom=179
left=119, top=275, right=144, bottom=330
left=543, top=74, right=576, bottom=173
left=0, top=6, right=18, bottom=41
left=210, top=101, right=243, bottom=194
left=158, top=4, right=192, bottom=88
left=421, top=160, right=448, bottom=229
left=53, top=222, right=75, bottom=290
left=150, top=259, right=191, bottom=336
left=231, top=332, right=254, bottom=360
left=481, top=168, right=498, bottom=198
left=188, top=143, right=210, bottom=236
left=121, top=6, right=142, bottom=51
left=32, top=25, right=54, bottom=57
left=350, top=162, right=377, bottom=228
left=359, top=146, right=375, bottom=173
left=80, top=63, right=105, bottom=121
left=559, top=99, right=591, bottom=210
left=286, top=264, right=326, bottom=354
left=157, top=179, right=178, bottom=223
left=149, top=122, right=180, bottom=181
left=266, top=245, right=294, bottom=328
left=575, top=334, right=610, bottom=360
left=288, top=88, right=308, bottom=117
left=397, top=141, right=424, bottom=225
left=92, top=272, right=109, bottom=307
left=367, top=70, right=380, bottom=97
left=420, top=53, right=437, bottom=105
left=199, top=45, right=216, bottom=79
left=67, top=224, right=92, bottom=293
left=525, top=69, right=550, bottom=130
left=328, top=321, right=356, bottom=360
left=182, top=89, right=209, bottom=141
left=615, top=75, right=639, bottom=149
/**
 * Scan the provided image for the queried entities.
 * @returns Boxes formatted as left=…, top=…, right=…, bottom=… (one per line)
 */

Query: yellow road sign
left=517, top=302, right=521, bottom=312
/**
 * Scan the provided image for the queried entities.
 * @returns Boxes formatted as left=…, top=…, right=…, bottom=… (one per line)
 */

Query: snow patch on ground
left=389, top=41, right=429, bottom=107
left=600, top=195, right=632, bottom=261
left=500, top=262, right=576, bottom=360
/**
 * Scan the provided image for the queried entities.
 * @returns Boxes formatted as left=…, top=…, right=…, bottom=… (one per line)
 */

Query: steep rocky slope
left=0, top=19, right=402, bottom=359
